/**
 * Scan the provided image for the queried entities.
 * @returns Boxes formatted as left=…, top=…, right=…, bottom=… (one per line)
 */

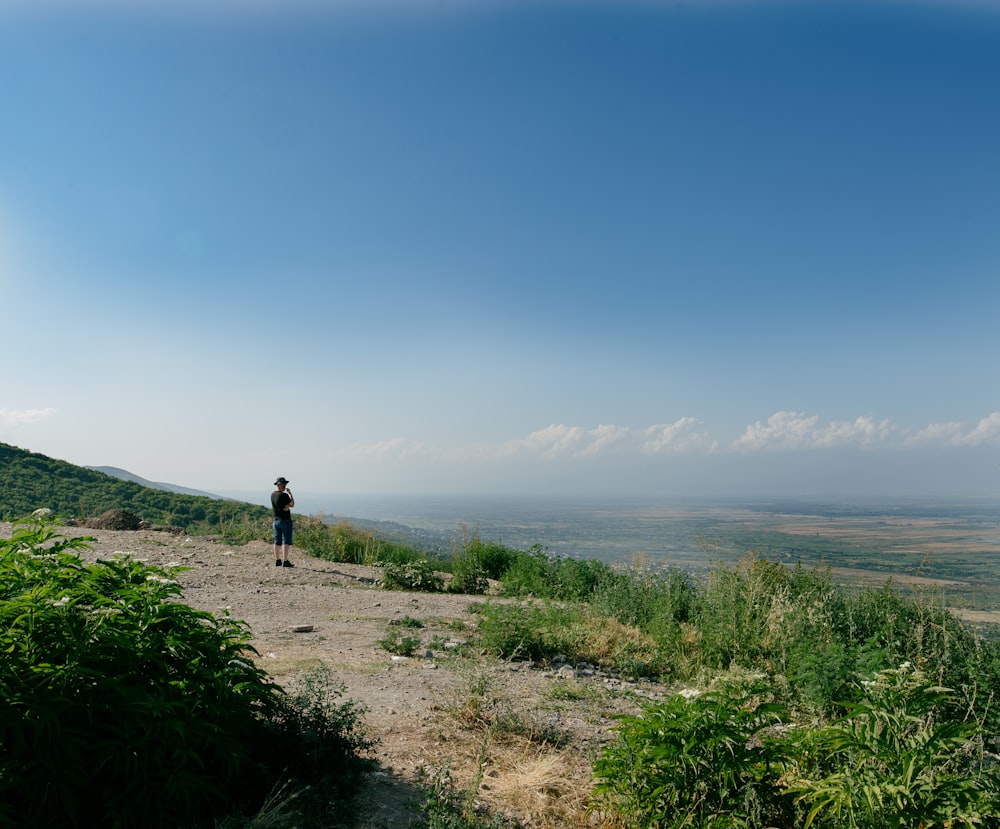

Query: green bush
left=378, top=628, right=423, bottom=656
left=593, top=684, right=795, bottom=829
left=593, top=663, right=1000, bottom=829
left=255, top=664, right=375, bottom=821
left=590, top=565, right=695, bottom=643
left=447, top=533, right=518, bottom=595
left=378, top=559, right=445, bottom=592
left=0, top=519, right=372, bottom=829
left=498, top=545, right=616, bottom=602
left=474, top=602, right=578, bottom=663
left=474, top=601, right=663, bottom=674
left=788, top=663, right=1000, bottom=829
left=273, top=516, right=427, bottom=567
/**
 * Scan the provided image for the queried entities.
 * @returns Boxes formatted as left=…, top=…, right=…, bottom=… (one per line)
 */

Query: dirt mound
left=85, top=509, right=144, bottom=530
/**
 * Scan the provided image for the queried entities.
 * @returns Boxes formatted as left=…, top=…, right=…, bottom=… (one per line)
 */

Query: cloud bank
left=339, top=411, right=1000, bottom=465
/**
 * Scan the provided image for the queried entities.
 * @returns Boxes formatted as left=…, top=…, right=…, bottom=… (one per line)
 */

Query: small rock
left=291, top=624, right=314, bottom=633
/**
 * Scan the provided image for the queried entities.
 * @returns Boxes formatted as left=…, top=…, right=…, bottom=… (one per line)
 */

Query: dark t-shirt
left=271, top=490, right=292, bottom=519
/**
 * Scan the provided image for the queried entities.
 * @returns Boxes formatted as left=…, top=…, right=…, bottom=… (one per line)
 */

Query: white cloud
left=907, top=412, right=1000, bottom=447
left=518, top=423, right=631, bottom=459
left=734, top=412, right=897, bottom=451
left=640, top=417, right=714, bottom=453
left=0, top=407, right=56, bottom=427
left=342, top=418, right=712, bottom=465
left=331, top=411, right=1000, bottom=471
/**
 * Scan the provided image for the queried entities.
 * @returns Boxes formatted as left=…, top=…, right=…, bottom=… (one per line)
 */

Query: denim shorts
left=273, top=518, right=293, bottom=546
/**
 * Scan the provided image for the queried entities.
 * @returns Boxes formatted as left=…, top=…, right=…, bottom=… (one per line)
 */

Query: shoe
left=282, top=560, right=294, bottom=568
left=275, top=559, right=282, bottom=567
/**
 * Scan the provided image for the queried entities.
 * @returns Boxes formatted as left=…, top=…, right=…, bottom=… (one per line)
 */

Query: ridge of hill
left=0, top=442, right=265, bottom=529
left=85, top=465, right=223, bottom=499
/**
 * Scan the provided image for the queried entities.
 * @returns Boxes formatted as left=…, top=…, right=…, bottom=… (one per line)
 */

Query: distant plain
left=277, top=494, right=1000, bottom=616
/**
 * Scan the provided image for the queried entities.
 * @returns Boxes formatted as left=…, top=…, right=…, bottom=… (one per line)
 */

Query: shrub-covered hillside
left=0, top=442, right=268, bottom=530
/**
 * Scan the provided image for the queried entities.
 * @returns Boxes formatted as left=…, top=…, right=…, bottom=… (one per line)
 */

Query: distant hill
left=0, top=442, right=267, bottom=529
left=86, top=465, right=223, bottom=499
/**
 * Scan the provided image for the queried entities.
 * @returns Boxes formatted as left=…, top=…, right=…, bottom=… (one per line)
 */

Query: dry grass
left=481, top=745, right=600, bottom=828
left=425, top=657, right=639, bottom=828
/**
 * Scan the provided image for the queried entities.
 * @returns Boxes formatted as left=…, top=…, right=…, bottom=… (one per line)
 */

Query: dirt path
left=2, top=523, right=665, bottom=827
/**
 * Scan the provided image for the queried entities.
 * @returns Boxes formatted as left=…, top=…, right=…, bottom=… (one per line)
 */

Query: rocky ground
left=2, top=522, right=669, bottom=828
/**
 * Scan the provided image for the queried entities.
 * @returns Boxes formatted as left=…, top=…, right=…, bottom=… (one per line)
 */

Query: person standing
left=271, top=477, right=295, bottom=568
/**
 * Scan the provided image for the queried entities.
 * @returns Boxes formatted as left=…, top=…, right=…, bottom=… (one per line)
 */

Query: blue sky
left=2, top=0, right=999, bottom=502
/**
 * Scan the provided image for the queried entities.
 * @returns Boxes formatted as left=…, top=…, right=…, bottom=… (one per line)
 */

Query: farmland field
left=313, top=494, right=1000, bottom=615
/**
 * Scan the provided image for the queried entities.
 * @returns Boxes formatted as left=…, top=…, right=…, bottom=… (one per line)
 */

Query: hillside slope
left=0, top=443, right=265, bottom=528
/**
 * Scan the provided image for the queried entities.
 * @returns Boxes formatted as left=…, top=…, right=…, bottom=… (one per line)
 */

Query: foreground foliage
left=593, top=664, right=1000, bottom=829
left=593, top=681, right=795, bottom=828
left=0, top=519, right=372, bottom=829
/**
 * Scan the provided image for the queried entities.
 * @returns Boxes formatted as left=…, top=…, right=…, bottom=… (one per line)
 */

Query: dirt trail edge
left=1, top=524, right=666, bottom=828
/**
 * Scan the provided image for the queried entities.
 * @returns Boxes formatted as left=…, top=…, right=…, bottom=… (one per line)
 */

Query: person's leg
left=273, top=521, right=283, bottom=565
left=281, top=521, right=294, bottom=566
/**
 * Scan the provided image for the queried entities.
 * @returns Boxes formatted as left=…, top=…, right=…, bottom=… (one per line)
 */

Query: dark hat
left=274, top=477, right=289, bottom=485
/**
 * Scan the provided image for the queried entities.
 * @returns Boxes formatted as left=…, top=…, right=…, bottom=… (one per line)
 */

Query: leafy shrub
left=447, top=533, right=519, bottom=595
left=474, top=602, right=579, bottom=663
left=0, top=518, right=371, bottom=829
left=788, top=663, right=1000, bottom=829
left=252, top=664, right=375, bottom=824
left=496, top=546, right=554, bottom=598
left=467, top=536, right=519, bottom=581
left=379, top=628, right=423, bottom=656
left=590, top=566, right=696, bottom=665
left=448, top=549, right=490, bottom=595
left=690, top=554, right=801, bottom=672
left=593, top=684, right=795, bottom=829
left=289, top=517, right=426, bottom=566
left=475, top=601, right=662, bottom=674
left=499, top=545, right=616, bottom=602
left=378, top=559, right=445, bottom=592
